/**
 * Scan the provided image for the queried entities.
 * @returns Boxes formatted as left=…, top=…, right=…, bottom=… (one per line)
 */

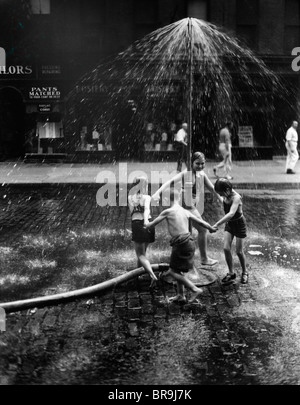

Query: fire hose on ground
left=0, top=263, right=170, bottom=313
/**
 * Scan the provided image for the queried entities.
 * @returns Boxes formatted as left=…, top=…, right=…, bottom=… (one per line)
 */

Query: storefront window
left=76, top=124, right=112, bottom=152
left=144, top=122, right=174, bottom=152
left=37, top=121, right=63, bottom=139
left=33, top=113, right=64, bottom=154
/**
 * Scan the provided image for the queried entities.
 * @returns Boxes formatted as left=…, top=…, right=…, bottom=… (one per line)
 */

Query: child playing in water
left=145, top=188, right=216, bottom=303
left=151, top=151, right=221, bottom=267
left=128, top=176, right=158, bottom=286
left=212, top=178, right=248, bottom=284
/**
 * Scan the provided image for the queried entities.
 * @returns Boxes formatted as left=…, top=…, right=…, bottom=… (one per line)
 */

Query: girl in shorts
left=213, top=178, right=248, bottom=284
left=128, top=177, right=157, bottom=285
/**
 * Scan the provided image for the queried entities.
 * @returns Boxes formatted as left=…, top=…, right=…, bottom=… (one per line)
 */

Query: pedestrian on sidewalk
left=285, top=120, right=298, bottom=174
left=146, top=188, right=216, bottom=303
left=152, top=151, right=221, bottom=267
left=174, top=122, right=188, bottom=172
left=212, top=177, right=248, bottom=284
left=213, top=121, right=233, bottom=180
left=128, top=176, right=158, bottom=286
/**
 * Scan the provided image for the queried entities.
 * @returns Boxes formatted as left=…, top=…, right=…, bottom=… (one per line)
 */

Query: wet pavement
left=0, top=181, right=300, bottom=385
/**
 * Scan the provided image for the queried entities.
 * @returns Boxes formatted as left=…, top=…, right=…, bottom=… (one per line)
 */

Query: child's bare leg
left=224, top=232, right=234, bottom=274
left=139, top=255, right=157, bottom=281
left=168, top=269, right=203, bottom=303
left=236, top=238, right=248, bottom=283
left=236, top=238, right=246, bottom=272
left=168, top=269, right=199, bottom=291
left=192, top=213, right=218, bottom=266
left=177, top=281, right=184, bottom=297
left=161, top=270, right=186, bottom=302
left=134, top=243, right=157, bottom=281
left=169, top=280, right=186, bottom=302
left=136, top=243, right=149, bottom=267
left=222, top=232, right=237, bottom=283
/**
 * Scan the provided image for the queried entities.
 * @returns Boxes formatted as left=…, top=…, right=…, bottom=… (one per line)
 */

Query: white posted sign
left=238, top=126, right=253, bottom=147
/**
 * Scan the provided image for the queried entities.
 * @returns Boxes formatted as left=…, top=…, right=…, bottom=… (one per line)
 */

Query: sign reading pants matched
left=238, top=126, right=254, bottom=147
left=29, top=86, right=61, bottom=100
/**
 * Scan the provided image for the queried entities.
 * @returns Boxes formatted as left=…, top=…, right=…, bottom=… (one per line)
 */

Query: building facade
left=0, top=0, right=299, bottom=161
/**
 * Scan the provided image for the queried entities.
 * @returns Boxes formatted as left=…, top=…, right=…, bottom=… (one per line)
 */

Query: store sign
left=41, top=65, right=61, bottom=75
left=75, top=84, right=108, bottom=94
left=238, top=126, right=254, bottom=147
left=38, top=103, right=52, bottom=112
left=29, top=86, right=61, bottom=100
left=0, top=65, right=33, bottom=75
left=0, top=47, right=33, bottom=76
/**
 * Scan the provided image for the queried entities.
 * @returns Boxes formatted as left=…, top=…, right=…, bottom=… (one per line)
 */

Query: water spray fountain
left=66, top=17, right=283, bottom=286
left=67, top=17, right=281, bottom=157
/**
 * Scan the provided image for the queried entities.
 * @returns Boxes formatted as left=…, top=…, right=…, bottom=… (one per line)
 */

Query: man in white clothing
left=285, top=120, right=298, bottom=174
left=174, top=122, right=188, bottom=172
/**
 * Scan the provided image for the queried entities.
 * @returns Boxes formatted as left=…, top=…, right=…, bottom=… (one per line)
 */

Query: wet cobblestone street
left=1, top=186, right=300, bottom=385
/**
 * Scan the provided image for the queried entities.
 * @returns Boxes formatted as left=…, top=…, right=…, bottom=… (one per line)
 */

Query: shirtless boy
left=145, top=188, right=216, bottom=303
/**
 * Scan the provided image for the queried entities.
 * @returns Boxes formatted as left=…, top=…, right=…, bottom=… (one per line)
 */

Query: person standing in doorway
left=213, top=121, right=233, bottom=180
left=285, top=120, right=298, bottom=174
left=174, top=122, right=188, bottom=172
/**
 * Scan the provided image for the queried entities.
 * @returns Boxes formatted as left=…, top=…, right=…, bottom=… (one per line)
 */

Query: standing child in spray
left=212, top=178, right=248, bottom=284
left=146, top=188, right=216, bottom=303
left=128, top=176, right=158, bottom=286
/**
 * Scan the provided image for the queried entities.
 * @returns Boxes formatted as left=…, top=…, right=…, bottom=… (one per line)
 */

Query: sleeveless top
left=129, top=194, right=151, bottom=218
left=223, top=198, right=243, bottom=221
left=131, top=202, right=144, bottom=216
left=181, top=170, right=204, bottom=215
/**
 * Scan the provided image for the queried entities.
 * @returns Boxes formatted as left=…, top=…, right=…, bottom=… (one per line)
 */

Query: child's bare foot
left=241, top=272, right=248, bottom=284
left=169, top=295, right=186, bottom=303
left=189, top=288, right=203, bottom=303
left=150, top=273, right=158, bottom=286
left=201, top=258, right=218, bottom=266
left=150, top=279, right=157, bottom=288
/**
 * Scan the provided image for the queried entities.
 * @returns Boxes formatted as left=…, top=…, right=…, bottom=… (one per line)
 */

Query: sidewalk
left=0, top=158, right=299, bottom=188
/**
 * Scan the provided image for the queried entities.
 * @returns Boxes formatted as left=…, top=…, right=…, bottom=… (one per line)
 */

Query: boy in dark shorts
left=212, top=178, right=248, bottom=284
left=128, top=177, right=157, bottom=285
left=145, top=188, right=216, bottom=303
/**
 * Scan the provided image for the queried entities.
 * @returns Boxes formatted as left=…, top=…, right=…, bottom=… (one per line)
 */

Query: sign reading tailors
left=29, top=86, right=61, bottom=100
left=238, top=126, right=254, bottom=147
